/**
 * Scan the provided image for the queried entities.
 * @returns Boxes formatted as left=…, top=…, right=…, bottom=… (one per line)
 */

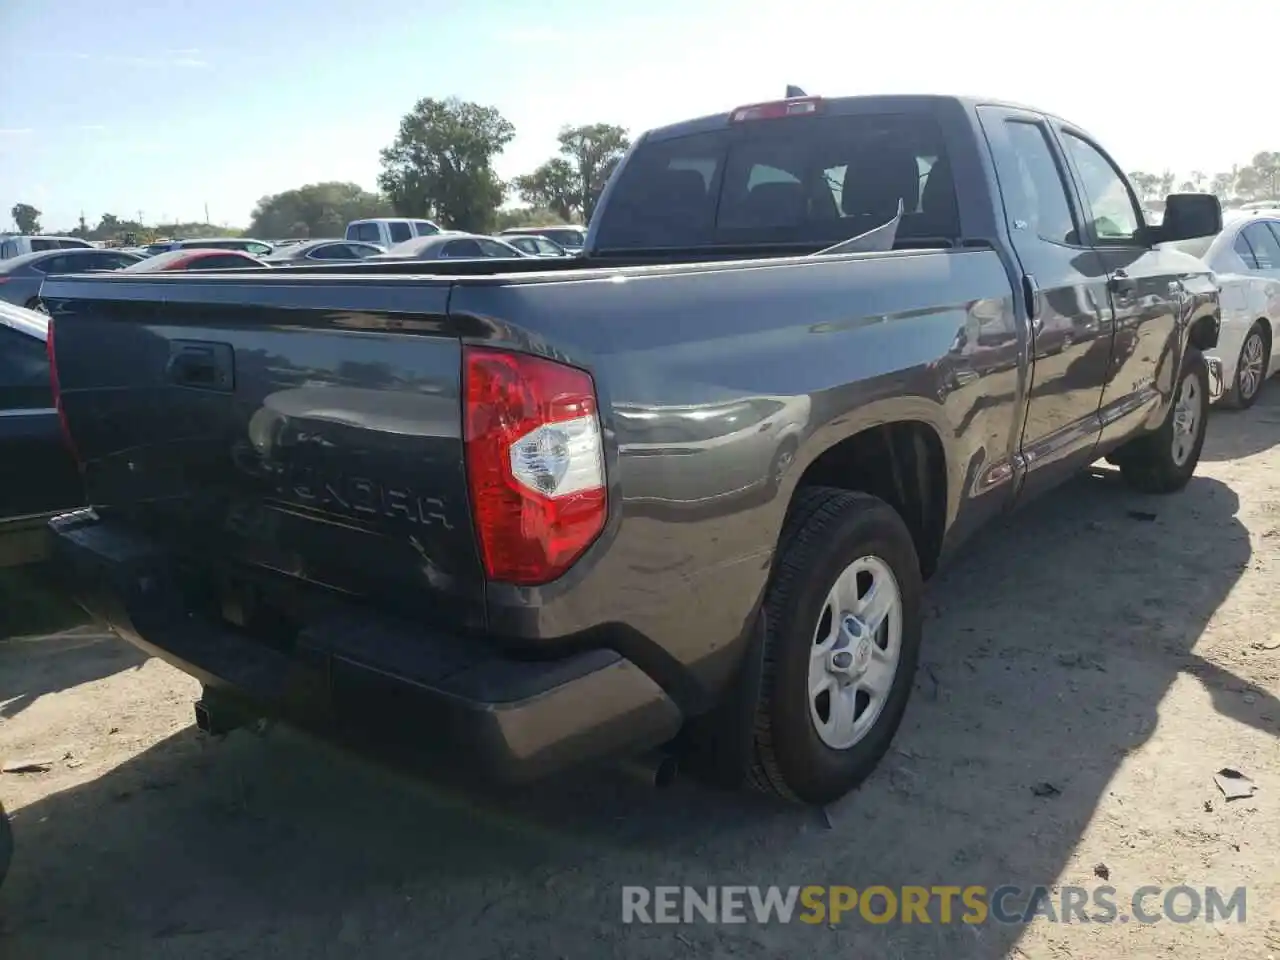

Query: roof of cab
left=641, top=93, right=1072, bottom=143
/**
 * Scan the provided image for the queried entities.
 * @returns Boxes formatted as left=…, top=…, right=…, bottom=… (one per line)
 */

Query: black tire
left=748, top=488, right=923, bottom=804
left=1224, top=323, right=1269, bottom=410
left=1117, top=348, right=1210, bottom=494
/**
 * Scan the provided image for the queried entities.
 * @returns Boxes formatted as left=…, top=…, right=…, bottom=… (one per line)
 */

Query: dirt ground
left=2, top=395, right=1278, bottom=960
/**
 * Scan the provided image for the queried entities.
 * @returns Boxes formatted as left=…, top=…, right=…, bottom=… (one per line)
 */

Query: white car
left=1172, top=211, right=1280, bottom=408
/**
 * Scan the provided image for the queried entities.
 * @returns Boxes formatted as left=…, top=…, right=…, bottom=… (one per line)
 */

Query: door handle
left=167, top=340, right=234, bottom=392
left=1108, top=270, right=1138, bottom=296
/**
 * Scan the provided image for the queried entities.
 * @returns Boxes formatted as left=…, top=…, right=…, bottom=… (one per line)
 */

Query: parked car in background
left=142, top=237, right=274, bottom=258
left=0, top=248, right=141, bottom=308
left=499, top=225, right=587, bottom=254
left=503, top=234, right=569, bottom=257
left=0, top=300, right=81, bottom=567
left=1238, top=200, right=1280, bottom=212
left=0, top=236, right=93, bottom=260
left=345, top=218, right=440, bottom=249
left=122, top=249, right=269, bottom=272
left=262, top=239, right=385, bottom=264
left=1174, top=211, right=1280, bottom=408
left=372, top=233, right=526, bottom=260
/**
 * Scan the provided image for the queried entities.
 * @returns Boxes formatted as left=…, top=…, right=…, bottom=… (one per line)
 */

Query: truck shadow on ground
left=1, top=417, right=1273, bottom=958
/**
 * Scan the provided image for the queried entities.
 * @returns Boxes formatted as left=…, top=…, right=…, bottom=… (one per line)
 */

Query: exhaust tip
left=614, top=751, right=679, bottom=789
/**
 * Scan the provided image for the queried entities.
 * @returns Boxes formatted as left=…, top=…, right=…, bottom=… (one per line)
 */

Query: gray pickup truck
left=41, top=93, right=1224, bottom=805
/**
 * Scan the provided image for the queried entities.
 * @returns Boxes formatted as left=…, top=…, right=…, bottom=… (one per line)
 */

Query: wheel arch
left=786, top=416, right=951, bottom=578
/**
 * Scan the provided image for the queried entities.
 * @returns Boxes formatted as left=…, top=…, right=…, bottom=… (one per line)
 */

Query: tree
left=558, top=123, right=630, bottom=223
left=1235, top=151, right=1280, bottom=202
left=11, top=203, right=41, bottom=234
left=1210, top=171, right=1236, bottom=203
left=511, top=159, right=576, bottom=222
left=1127, top=172, right=1161, bottom=202
left=247, top=182, right=391, bottom=239
left=514, top=123, right=631, bottom=224
left=377, top=97, right=514, bottom=232
left=494, top=206, right=570, bottom=231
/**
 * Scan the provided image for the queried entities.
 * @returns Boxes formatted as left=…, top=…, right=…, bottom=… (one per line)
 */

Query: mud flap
left=678, top=607, right=769, bottom=788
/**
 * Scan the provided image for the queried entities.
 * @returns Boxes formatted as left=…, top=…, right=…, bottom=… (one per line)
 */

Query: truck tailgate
left=42, top=275, right=485, bottom=628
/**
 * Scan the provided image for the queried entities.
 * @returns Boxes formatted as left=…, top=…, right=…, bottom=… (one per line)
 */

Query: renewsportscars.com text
left=621, top=884, right=1247, bottom=926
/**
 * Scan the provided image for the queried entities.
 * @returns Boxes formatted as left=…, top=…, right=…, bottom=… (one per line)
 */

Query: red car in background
left=123, top=249, right=268, bottom=272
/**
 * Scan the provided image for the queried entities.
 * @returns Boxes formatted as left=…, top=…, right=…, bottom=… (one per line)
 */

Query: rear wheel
left=1116, top=348, right=1209, bottom=494
left=1226, top=323, right=1269, bottom=410
left=748, top=488, right=923, bottom=804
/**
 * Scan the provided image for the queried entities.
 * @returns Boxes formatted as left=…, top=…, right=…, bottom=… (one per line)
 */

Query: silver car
left=0, top=248, right=141, bottom=309
left=373, top=234, right=527, bottom=260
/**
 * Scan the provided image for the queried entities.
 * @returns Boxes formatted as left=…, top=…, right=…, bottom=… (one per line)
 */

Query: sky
left=1, top=0, right=1277, bottom=232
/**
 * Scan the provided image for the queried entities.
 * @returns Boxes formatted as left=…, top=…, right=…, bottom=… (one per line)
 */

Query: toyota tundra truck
left=40, top=93, right=1224, bottom=805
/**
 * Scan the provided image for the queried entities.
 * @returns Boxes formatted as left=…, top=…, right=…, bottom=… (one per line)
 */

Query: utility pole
left=204, top=202, right=210, bottom=224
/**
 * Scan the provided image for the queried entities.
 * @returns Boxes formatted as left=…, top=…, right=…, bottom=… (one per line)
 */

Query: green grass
left=0, top=565, right=89, bottom=640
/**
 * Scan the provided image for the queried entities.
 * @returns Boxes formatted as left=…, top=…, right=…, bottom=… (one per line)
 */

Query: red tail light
left=729, top=96, right=822, bottom=123
left=464, top=346, right=606, bottom=586
left=45, top=319, right=81, bottom=464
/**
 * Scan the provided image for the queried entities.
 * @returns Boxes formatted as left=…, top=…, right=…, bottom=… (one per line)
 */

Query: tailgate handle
left=168, top=340, right=234, bottom=392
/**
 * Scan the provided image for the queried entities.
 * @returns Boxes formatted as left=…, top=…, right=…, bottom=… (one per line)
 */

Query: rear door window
left=476, top=239, right=518, bottom=257
left=32, top=255, right=70, bottom=274
left=1242, top=222, right=1280, bottom=270
left=388, top=222, right=413, bottom=244
left=29, top=238, right=58, bottom=252
left=306, top=244, right=346, bottom=260
left=1234, top=233, right=1260, bottom=270
left=595, top=112, right=958, bottom=250
left=441, top=239, right=483, bottom=258
left=350, top=222, right=382, bottom=243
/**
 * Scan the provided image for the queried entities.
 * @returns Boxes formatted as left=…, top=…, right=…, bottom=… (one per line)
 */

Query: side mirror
left=1150, top=193, right=1222, bottom=244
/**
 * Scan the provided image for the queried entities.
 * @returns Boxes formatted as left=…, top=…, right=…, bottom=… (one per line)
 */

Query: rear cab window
left=594, top=110, right=959, bottom=251
left=349, top=222, right=383, bottom=244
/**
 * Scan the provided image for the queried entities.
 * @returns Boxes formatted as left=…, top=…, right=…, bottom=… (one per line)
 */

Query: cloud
left=78, top=124, right=107, bottom=132
left=0, top=128, right=34, bottom=136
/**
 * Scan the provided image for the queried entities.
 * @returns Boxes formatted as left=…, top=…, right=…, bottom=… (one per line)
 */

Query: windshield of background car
left=594, top=112, right=958, bottom=250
